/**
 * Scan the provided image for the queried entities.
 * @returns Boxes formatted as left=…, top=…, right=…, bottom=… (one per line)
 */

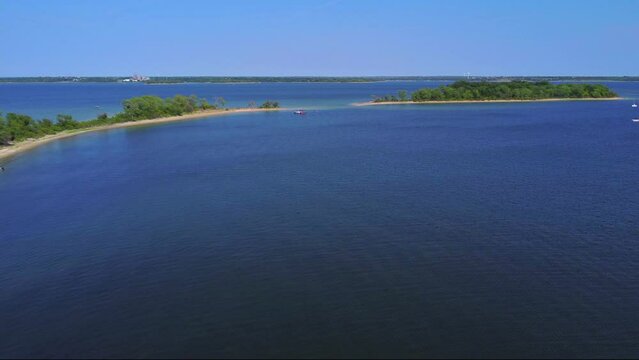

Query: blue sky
left=1, top=0, right=637, bottom=76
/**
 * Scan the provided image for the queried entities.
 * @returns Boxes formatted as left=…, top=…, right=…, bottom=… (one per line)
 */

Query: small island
left=360, top=81, right=619, bottom=105
left=0, top=95, right=281, bottom=160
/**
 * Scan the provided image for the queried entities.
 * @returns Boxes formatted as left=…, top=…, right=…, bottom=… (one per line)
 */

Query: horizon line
left=1, top=75, right=638, bottom=78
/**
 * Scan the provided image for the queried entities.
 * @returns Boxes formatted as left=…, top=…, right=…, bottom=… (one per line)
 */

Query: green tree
left=215, top=97, right=227, bottom=109
left=7, top=113, right=41, bottom=141
left=199, top=98, right=214, bottom=110
left=56, top=114, right=79, bottom=130
left=259, top=101, right=279, bottom=109
left=400, top=81, right=617, bottom=103
left=0, top=114, right=10, bottom=145
left=165, top=95, right=197, bottom=115
left=39, top=119, right=55, bottom=134
left=122, top=95, right=166, bottom=120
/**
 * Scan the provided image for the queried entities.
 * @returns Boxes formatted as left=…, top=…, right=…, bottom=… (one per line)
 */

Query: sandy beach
left=0, top=97, right=624, bottom=162
left=352, top=97, right=622, bottom=106
left=0, top=108, right=283, bottom=161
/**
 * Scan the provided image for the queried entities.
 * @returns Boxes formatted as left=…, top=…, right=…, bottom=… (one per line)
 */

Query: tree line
left=3, top=76, right=639, bottom=83
left=0, top=96, right=279, bottom=146
left=373, top=81, right=618, bottom=103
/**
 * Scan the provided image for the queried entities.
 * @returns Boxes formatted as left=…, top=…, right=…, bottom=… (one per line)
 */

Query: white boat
left=293, top=110, right=306, bottom=115
left=632, top=119, right=639, bottom=122
left=632, top=103, right=638, bottom=108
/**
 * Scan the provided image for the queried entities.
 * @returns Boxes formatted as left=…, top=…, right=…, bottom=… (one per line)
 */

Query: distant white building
left=121, top=74, right=150, bottom=82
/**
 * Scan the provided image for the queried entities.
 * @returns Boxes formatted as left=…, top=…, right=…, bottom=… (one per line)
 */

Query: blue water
left=0, top=81, right=449, bottom=120
left=3, top=80, right=636, bottom=121
left=2, top=83, right=639, bottom=357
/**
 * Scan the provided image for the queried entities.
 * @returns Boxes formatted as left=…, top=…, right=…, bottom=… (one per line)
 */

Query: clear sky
left=1, top=0, right=637, bottom=76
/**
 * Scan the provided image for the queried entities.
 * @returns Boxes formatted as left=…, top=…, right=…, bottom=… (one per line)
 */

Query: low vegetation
left=373, top=81, right=618, bottom=103
left=0, top=95, right=280, bottom=146
left=259, top=101, right=280, bottom=109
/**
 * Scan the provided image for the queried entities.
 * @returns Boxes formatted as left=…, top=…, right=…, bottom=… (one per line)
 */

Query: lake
left=1, top=82, right=639, bottom=358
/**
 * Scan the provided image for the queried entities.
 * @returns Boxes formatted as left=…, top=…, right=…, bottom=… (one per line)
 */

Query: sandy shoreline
left=352, top=97, right=622, bottom=106
left=0, top=108, right=283, bottom=161
left=0, top=97, right=625, bottom=162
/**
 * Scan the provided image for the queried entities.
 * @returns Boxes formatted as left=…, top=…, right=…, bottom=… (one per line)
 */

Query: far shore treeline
left=0, top=95, right=279, bottom=146
left=373, top=81, right=618, bottom=103
left=1, top=76, right=639, bottom=83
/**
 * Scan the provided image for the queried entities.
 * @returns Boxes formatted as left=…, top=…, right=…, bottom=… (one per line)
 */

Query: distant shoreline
left=352, top=97, right=622, bottom=106
left=3, top=77, right=639, bottom=84
left=0, top=108, right=283, bottom=161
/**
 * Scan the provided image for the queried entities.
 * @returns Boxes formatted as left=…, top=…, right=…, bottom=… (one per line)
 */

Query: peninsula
left=359, top=81, right=620, bottom=105
left=0, top=96, right=282, bottom=160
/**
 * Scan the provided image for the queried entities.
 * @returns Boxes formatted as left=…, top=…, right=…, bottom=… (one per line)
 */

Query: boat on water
left=293, top=110, right=306, bottom=115
left=632, top=103, right=637, bottom=108
left=633, top=119, right=639, bottom=122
